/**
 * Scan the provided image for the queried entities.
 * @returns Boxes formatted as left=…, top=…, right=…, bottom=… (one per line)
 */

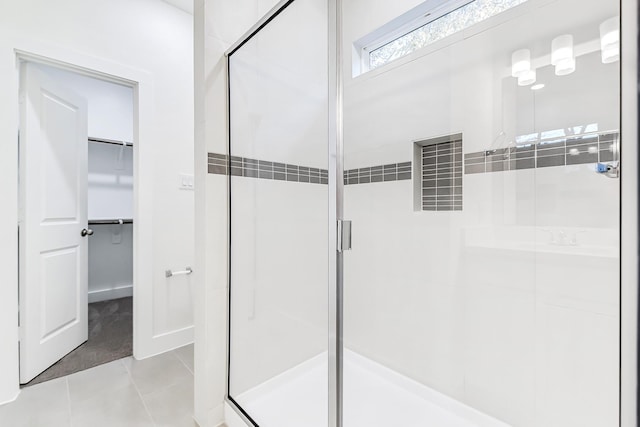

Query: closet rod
left=88, top=137, right=133, bottom=147
left=88, top=219, right=133, bottom=225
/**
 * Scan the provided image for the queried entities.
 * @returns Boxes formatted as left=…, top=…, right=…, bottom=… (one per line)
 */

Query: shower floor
left=231, top=350, right=510, bottom=427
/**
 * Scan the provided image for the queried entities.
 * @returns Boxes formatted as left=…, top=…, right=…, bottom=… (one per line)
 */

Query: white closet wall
left=40, top=65, right=134, bottom=303
left=41, top=66, right=134, bottom=142
left=87, top=142, right=133, bottom=220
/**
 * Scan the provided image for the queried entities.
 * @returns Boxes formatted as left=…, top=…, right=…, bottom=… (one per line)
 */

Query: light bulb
left=600, top=17, right=620, bottom=64
left=518, top=69, right=536, bottom=86
left=555, top=58, right=576, bottom=76
left=602, top=45, right=620, bottom=64
left=600, top=17, right=620, bottom=47
left=551, top=35, right=575, bottom=75
left=511, top=49, right=531, bottom=78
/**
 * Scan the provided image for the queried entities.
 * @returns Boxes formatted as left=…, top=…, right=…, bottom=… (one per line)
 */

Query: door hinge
left=337, top=220, right=352, bottom=252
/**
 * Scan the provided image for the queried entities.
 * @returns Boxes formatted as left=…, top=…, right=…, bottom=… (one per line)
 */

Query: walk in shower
left=220, top=0, right=632, bottom=426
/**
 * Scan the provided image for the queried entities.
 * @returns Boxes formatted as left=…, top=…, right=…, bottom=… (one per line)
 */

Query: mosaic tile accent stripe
left=208, top=153, right=328, bottom=184
left=343, top=162, right=412, bottom=185
left=422, top=139, right=463, bottom=212
left=464, top=131, right=619, bottom=175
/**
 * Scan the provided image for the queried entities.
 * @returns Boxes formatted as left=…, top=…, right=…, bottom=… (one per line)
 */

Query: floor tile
left=0, top=349, right=195, bottom=427
left=123, top=351, right=193, bottom=395
left=67, top=358, right=134, bottom=404
left=143, top=375, right=195, bottom=427
left=174, top=343, right=194, bottom=373
left=0, top=408, right=71, bottom=427
left=70, top=383, right=153, bottom=427
left=0, top=377, right=70, bottom=427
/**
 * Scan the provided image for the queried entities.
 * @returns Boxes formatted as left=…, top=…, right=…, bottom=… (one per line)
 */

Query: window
left=354, top=0, right=529, bottom=76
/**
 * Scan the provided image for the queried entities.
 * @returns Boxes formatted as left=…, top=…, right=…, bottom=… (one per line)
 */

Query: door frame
left=5, top=40, right=155, bottom=400
left=619, top=0, right=638, bottom=425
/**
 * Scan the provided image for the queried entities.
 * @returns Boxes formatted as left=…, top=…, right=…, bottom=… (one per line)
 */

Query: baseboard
left=88, top=284, right=133, bottom=303
left=225, top=401, right=251, bottom=427
left=0, top=389, right=20, bottom=407
left=133, top=325, right=194, bottom=360
left=193, top=403, right=225, bottom=427
left=210, top=403, right=225, bottom=426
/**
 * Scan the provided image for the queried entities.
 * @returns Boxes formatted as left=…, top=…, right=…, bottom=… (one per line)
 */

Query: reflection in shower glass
left=344, top=0, right=620, bottom=425
left=368, top=0, right=529, bottom=71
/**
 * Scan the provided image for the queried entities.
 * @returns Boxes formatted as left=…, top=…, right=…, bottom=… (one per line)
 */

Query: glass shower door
left=226, top=0, right=330, bottom=426
left=341, top=0, right=621, bottom=426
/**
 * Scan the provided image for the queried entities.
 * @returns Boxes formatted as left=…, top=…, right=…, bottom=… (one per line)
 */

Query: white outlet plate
left=178, top=173, right=195, bottom=190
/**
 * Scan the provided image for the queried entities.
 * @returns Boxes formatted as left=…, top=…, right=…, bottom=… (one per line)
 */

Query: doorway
left=18, top=60, right=136, bottom=386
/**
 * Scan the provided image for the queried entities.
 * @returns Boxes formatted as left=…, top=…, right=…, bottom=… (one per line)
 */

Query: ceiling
left=162, top=0, right=193, bottom=15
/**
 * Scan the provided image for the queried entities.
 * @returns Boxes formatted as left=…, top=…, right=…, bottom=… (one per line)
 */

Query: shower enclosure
left=222, top=0, right=636, bottom=426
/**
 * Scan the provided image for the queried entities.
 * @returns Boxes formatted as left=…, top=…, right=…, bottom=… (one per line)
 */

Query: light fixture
left=511, top=49, right=531, bottom=78
left=555, top=58, right=576, bottom=76
left=600, top=17, right=620, bottom=64
left=518, top=69, right=536, bottom=86
left=531, top=83, right=545, bottom=91
left=551, top=35, right=575, bottom=76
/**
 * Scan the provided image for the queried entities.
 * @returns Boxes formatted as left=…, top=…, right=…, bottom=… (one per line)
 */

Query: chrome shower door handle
left=81, top=228, right=94, bottom=237
left=338, top=220, right=352, bottom=252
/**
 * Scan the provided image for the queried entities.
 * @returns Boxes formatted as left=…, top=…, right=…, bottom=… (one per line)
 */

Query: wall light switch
left=179, top=173, right=195, bottom=190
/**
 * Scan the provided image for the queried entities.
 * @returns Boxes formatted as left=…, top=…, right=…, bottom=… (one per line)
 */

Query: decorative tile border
left=209, top=153, right=414, bottom=187
left=208, top=153, right=328, bottom=184
left=343, top=162, right=412, bottom=185
left=210, top=131, right=617, bottom=190
left=464, top=131, right=619, bottom=175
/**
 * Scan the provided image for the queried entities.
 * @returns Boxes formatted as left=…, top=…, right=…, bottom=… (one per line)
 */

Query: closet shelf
left=88, top=137, right=133, bottom=147
left=88, top=219, right=133, bottom=225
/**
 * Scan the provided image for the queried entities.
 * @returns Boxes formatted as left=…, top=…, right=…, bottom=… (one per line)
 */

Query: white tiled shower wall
left=343, top=0, right=619, bottom=426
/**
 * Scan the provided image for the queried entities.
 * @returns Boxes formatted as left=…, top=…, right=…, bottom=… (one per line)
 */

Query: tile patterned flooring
left=0, top=344, right=195, bottom=427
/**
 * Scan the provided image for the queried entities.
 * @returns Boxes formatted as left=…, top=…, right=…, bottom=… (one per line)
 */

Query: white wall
left=87, top=143, right=134, bottom=220
left=0, top=0, right=194, bottom=405
left=87, top=143, right=135, bottom=302
left=39, top=65, right=135, bottom=142
left=88, top=223, right=135, bottom=303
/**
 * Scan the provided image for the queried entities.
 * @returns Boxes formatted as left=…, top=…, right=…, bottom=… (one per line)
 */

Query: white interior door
left=19, top=63, right=89, bottom=384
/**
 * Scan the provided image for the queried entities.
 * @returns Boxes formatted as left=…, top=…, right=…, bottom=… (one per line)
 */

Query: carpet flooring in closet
left=24, top=296, right=133, bottom=387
